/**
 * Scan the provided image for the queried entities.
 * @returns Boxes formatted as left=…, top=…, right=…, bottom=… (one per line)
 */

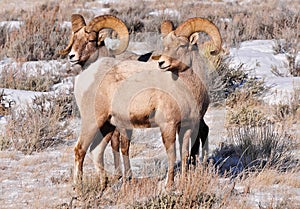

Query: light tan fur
left=60, top=14, right=133, bottom=180
left=71, top=17, right=222, bottom=189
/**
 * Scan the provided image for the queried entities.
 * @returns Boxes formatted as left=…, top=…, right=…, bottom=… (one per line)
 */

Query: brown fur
left=69, top=16, right=222, bottom=189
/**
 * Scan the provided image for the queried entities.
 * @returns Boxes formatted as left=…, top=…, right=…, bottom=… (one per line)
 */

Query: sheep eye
left=179, top=45, right=187, bottom=49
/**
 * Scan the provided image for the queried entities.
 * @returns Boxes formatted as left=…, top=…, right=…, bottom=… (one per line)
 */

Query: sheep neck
left=177, top=67, right=207, bottom=106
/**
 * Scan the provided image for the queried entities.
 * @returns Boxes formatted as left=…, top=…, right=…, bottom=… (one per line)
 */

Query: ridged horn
left=161, top=20, right=174, bottom=36
left=175, top=17, right=222, bottom=54
left=71, top=14, right=86, bottom=33
left=85, top=15, right=129, bottom=55
left=58, top=14, right=86, bottom=55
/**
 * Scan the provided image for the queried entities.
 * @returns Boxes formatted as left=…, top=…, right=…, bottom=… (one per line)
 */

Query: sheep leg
left=111, top=129, right=122, bottom=179
left=93, top=121, right=115, bottom=188
left=161, top=125, right=176, bottom=189
left=178, top=127, right=192, bottom=172
left=199, top=119, right=209, bottom=161
left=74, top=121, right=99, bottom=186
left=190, top=130, right=200, bottom=165
left=120, top=129, right=132, bottom=180
left=190, top=119, right=209, bottom=164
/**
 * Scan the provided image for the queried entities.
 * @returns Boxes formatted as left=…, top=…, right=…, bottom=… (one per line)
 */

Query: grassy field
left=0, top=0, right=299, bottom=208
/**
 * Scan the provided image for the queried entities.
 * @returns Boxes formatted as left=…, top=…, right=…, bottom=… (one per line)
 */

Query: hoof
left=165, top=183, right=176, bottom=194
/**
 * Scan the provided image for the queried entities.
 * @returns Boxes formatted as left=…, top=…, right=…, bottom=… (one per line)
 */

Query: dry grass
left=208, top=60, right=266, bottom=107
left=0, top=66, right=60, bottom=92
left=1, top=93, right=75, bottom=153
left=273, top=88, right=300, bottom=121
left=0, top=2, right=70, bottom=61
left=68, top=164, right=230, bottom=208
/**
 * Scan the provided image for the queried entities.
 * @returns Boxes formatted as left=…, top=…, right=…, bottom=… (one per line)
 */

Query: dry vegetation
left=1, top=93, right=76, bottom=153
left=0, top=0, right=299, bottom=208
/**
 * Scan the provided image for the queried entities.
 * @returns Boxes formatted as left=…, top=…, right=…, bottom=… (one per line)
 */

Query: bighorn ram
left=61, top=15, right=222, bottom=188
left=59, top=14, right=133, bottom=179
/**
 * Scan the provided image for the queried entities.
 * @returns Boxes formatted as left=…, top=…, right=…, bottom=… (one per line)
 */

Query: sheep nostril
left=69, top=54, right=75, bottom=60
left=158, top=61, right=165, bottom=67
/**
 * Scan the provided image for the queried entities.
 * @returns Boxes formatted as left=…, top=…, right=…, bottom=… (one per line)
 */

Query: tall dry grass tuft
left=210, top=124, right=299, bottom=178
left=208, top=60, right=265, bottom=107
left=230, top=125, right=297, bottom=171
left=0, top=65, right=60, bottom=92
left=2, top=93, right=75, bottom=153
left=0, top=3, right=70, bottom=61
left=68, top=163, right=239, bottom=208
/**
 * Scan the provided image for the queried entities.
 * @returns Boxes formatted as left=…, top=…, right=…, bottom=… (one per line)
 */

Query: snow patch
left=230, top=40, right=291, bottom=79
left=149, top=9, right=180, bottom=18
left=229, top=40, right=300, bottom=105
left=73, top=7, right=111, bottom=16
left=0, top=59, right=69, bottom=76
left=0, top=21, right=22, bottom=30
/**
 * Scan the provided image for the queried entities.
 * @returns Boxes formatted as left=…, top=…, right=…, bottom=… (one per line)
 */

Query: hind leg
left=200, top=119, right=209, bottom=161
left=111, top=129, right=122, bottom=179
left=120, top=129, right=132, bottom=179
left=190, top=119, right=209, bottom=163
left=110, top=128, right=132, bottom=180
left=190, top=132, right=200, bottom=165
left=178, top=126, right=192, bottom=172
left=90, top=121, right=116, bottom=187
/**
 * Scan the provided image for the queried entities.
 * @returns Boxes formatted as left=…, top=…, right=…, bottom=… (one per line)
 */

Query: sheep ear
left=98, top=31, right=108, bottom=43
left=189, top=33, right=199, bottom=45
left=161, top=20, right=174, bottom=37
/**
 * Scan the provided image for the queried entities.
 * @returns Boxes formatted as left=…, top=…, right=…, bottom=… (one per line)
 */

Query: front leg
left=160, top=125, right=177, bottom=189
left=179, top=128, right=192, bottom=174
left=74, top=121, right=99, bottom=186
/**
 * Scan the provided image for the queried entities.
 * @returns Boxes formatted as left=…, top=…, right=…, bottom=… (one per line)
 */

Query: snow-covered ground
left=230, top=40, right=300, bottom=105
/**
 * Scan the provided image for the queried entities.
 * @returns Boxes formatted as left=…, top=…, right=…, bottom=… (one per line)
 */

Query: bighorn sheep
left=62, top=14, right=222, bottom=188
left=59, top=14, right=133, bottom=179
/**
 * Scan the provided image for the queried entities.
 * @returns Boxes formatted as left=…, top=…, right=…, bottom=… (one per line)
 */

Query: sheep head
left=59, top=14, right=129, bottom=67
left=157, top=18, right=223, bottom=72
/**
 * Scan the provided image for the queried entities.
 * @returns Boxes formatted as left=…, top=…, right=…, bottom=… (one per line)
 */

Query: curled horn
left=85, top=15, right=129, bottom=55
left=175, top=17, right=222, bottom=54
left=59, top=14, right=86, bottom=55
left=160, top=20, right=174, bottom=37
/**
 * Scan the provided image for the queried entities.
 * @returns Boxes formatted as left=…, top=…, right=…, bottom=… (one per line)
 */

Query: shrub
left=0, top=66, right=60, bottom=92
left=210, top=124, right=298, bottom=177
left=69, top=163, right=228, bottom=209
left=1, top=3, right=70, bottom=61
left=273, top=88, right=300, bottom=121
left=208, top=60, right=265, bottom=106
left=2, top=93, right=74, bottom=153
